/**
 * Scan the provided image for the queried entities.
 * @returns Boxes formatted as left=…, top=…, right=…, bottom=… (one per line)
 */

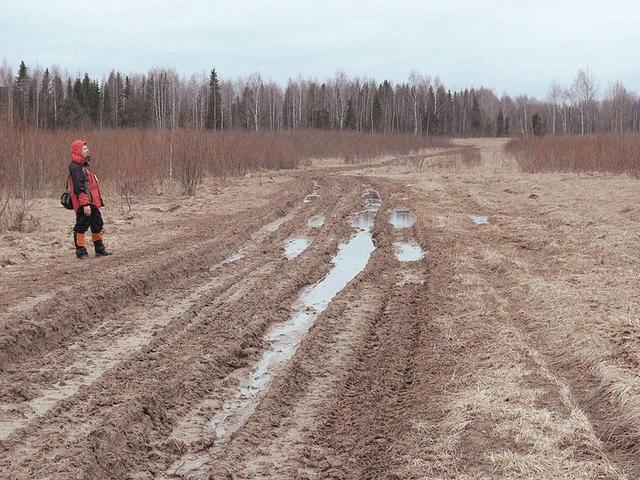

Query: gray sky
left=1, top=0, right=638, bottom=97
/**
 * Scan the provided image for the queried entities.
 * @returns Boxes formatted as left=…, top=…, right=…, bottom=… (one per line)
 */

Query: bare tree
left=605, top=82, right=634, bottom=134
left=409, top=71, right=428, bottom=135
left=242, top=73, right=264, bottom=131
left=547, top=80, right=563, bottom=135
left=572, top=69, right=598, bottom=135
left=333, top=70, right=351, bottom=130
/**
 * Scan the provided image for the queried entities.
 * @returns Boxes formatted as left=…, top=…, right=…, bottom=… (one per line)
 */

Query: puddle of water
left=307, top=215, right=325, bottom=228
left=470, top=214, right=489, bottom=225
left=209, top=229, right=375, bottom=447
left=350, top=189, right=382, bottom=230
left=165, top=191, right=382, bottom=477
left=283, top=236, right=311, bottom=260
left=363, top=189, right=382, bottom=212
left=362, top=189, right=382, bottom=212
left=351, top=211, right=376, bottom=230
left=303, top=194, right=320, bottom=203
left=393, top=241, right=425, bottom=262
left=388, top=209, right=417, bottom=229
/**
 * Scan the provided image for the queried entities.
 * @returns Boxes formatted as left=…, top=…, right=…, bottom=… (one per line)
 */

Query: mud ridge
left=0, top=180, right=361, bottom=479
left=0, top=191, right=301, bottom=371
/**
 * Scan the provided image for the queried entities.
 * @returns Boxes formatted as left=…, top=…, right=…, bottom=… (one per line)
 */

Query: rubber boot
left=92, top=232, right=112, bottom=257
left=74, top=232, right=89, bottom=259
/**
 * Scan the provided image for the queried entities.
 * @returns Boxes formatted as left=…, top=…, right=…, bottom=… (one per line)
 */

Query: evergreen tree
left=61, top=78, right=85, bottom=127
left=14, top=61, right=30, bottom=127
left=422, top=85, right=436, bottom=134
left=239, top=88, right=251, bottom=129
left=51, top=73, right=64, bottom=128
left=306, top=82, right=318, bottom=127
left=121, top=76, right=135, bottom=126
left=470, top=94, right=481, bottom=134
left=531, top=113, right=544, bottom=136
left=40, top=68, right=52, bottom=129
left=372, top=93, right=383, bottom=131
left=79, top=73, right=101, bottom=125
left=434, top=86, right=448, bottom=134
left=313, top=108, right=330, bottom=129
left=344, top=99, right=356, bottom=129
left=446, top=90, right=454, bottom=135
left=496, top=109, right=505, bottom=137
left=205, top=68, right=222, bottom=129
left=282, top=83, right=293, bottom=128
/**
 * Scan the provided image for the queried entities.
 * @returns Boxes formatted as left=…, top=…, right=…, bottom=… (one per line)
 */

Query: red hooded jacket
left=68, top=140, right=103, bottom=210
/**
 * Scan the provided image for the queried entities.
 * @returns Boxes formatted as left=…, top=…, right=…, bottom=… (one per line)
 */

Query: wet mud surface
left=2, top=140, right=640, bottom=479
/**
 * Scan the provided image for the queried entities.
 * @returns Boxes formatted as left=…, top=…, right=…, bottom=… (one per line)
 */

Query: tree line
left=1, top=60, right=639, bottom=136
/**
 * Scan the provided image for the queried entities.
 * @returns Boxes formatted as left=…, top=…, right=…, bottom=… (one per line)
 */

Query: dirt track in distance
left=1, top=139, right=639, bottom=479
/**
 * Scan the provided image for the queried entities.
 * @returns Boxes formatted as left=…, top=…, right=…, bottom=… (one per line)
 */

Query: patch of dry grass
left=395, top=180, right=632, bottom=478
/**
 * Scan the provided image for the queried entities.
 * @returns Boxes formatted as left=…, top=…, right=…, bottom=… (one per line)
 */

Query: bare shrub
left=458, top=145, right=482, bottom=167
left=0, top=187, right=12, bottom=231
left=177, top=140, right=205, bottom=197
left=0, top=124, right=450, bottom=202
left=115, top=172, right=138, bottom=213
left=0, top=130, right=38, bottom=231
left=506, top=134, right=640, bottom=176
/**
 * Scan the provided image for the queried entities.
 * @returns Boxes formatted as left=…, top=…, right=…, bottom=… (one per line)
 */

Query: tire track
left=0, top=178, right=359, bottom=479
left=0, top=191, right=299, bottom=370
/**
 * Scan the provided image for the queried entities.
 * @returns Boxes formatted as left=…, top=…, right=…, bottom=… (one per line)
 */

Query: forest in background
left=2, top=60, right=640, bottom=231
left=1, top=61, right=640, bottom=137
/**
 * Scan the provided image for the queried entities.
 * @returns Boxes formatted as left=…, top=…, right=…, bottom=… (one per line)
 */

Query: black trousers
left=74, top=206, right=104, bottom=234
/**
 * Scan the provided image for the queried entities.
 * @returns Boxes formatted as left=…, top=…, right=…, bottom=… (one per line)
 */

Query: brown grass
left=0, top=126, right=448, bottom=230
left=506, top=134, right=640, bottom=177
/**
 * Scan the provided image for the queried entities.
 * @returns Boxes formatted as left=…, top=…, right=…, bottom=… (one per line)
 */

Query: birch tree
left=572, top=69, right=597, bottom=135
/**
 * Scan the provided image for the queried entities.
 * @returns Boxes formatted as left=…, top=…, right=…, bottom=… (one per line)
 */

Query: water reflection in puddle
left=393, top=241, right=425, bottom=262
left=283, top=237, right=311, bottom=260
left=351, top=211, right=376, bottom=230
left=363, top=189, right=382, bottom=212
left=206, top=189, right=381, bottom=455
left=470, top=214, right=489, bottom=225
left=388, top=209, right=417, bottom=229
left=351, top=189, right=381, bottom=230
left=307, top=215, right=325, bottom=228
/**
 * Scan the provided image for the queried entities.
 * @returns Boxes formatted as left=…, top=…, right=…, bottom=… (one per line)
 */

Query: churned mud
left=2, top=139, right=640, bottom=479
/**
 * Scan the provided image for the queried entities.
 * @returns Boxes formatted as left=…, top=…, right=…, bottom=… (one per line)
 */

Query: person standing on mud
left=68, top=140, right=112, bottom=259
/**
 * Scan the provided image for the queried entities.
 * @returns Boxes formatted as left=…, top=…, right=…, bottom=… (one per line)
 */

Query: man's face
left=81, top=144, right=90, bottom=159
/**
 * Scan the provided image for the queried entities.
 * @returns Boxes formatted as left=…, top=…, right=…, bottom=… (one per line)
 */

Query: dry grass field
left=1, top=138, right=639, bottom=479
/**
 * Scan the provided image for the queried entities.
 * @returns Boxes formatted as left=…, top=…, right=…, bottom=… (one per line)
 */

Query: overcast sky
left=1, top=0, right=638, bottom=97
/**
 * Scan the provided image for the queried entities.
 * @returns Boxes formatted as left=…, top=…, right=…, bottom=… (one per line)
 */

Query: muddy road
left=1, top=139, right=640, bottom=479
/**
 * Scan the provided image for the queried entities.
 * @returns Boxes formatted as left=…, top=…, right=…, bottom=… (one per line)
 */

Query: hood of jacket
left=71, top=140, right=87, bottom=165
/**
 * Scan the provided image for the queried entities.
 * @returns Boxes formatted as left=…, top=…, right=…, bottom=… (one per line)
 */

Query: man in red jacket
left=68, top=140, right=112, bottom=259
